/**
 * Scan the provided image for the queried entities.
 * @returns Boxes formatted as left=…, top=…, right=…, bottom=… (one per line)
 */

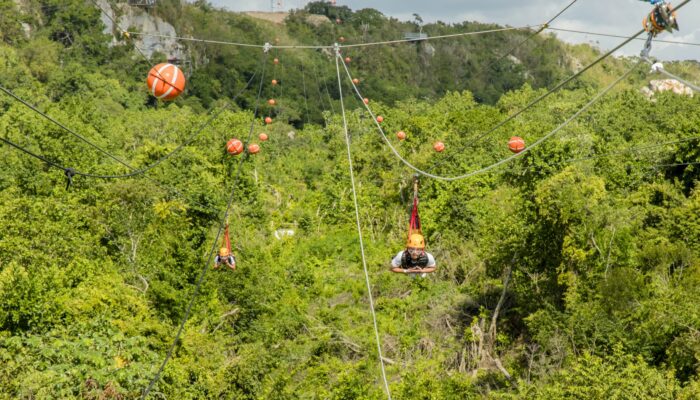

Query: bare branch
left=381, top=356, right=396, bottom=365
left=211, top=308, right=240, bottom=334
left=137, top=274, right=149, bottom=294
left=489, top=257, right=515, bottom=340
left=604, top=227, right=617, bottom=276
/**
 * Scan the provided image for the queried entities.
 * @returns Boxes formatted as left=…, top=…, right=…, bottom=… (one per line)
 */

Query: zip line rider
left=214, top=223, right=236, bottom=271
left=390, top=176, right=437, bottom=277
left=214, top=247, right=236, bottom=270
left=390, top=233, right=437, bottom=276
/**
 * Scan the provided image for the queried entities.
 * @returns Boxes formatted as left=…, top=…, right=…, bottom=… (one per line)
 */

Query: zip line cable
left=652, top=66, right=700, bottom=91
left=321, top=63, right=337, bottom=114
left=340, top=50, right=642, bottom=181
left=52, top=5, right=689, bottom=178
left=361, top=134, right=700, bottom=186
left=140, top=51, right=270, bottom=400
left=1, top=129, right=199, bottom=204
left=0, top=84, right=186, bottom=196
left=650, top=160, right=700, bottom=168
left=336, top=25, right=541, bottom=48
left=334, top=51, right=392, bottom=400
left=275, top=46, right=290, bottom=125
left=0, top=66, right=257, bottom=211
left=126, top=32, right=332, bottom=49
left=311, top=59, right=335, bottom=114
left=424, top=0, right=694, bottom=172
left=92, top=0, right=538, bottom=50
left=489, top=0, right=580, bottom=68
left=643, top=57, right=700, bottom=92
left=0, top=136, right=71, bottom=172
left=313, top=61, right=332, bottom=115
left=0, top=131, right=217, bottom=209
left=12, top=3, right=694, bottom=391
left=92, top=2, right=700, bottom=53
left=560, top=136, right=700, bottom=165
left=300, top=56, right=312, bottom=124
left=315, top=60, right=338, bottom=126
left=426, top=32, right=647, bottom=173
left=0, top=83, right=139, bottom=172
left=123, top=25, right=540, bottom=50
left=270, top=47, right=280, bottom=124
left=539, top=0, right=580, bottom=29
left=91, top=0, right=202, bottom=90
left=497, top=136, right=700, bottom=175
left=91, top=0, right=151, bottom=60
left=91, top=0, right=192, bottom=93
left=1, top=41, right=260, bottom=210
left=546, top=26, right=700, bottom=47
left=0, top=67, right=258, bottom=179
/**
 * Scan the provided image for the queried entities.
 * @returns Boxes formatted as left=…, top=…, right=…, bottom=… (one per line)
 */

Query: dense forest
left=1, top=0, right=700, bottom=398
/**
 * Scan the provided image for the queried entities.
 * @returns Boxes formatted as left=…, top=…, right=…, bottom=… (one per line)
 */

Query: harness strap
left=409, top=175, right=421, bottom=236
left=223, top=223, right=231, bottom=254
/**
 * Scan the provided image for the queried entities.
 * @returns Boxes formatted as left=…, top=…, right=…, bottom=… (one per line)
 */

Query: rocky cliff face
left=641, top=79, right=694, bottom=98
left=97, top=0, right=185, bottom=61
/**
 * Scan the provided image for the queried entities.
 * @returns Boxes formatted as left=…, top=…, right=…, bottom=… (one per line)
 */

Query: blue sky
left=206, top=0, right=700, bottom=61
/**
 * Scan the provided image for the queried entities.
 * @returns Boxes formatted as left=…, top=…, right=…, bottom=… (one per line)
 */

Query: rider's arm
left=391, top=266, right=412, bottom=273
left=390, top=251, right=406, bottom=273
left=415, top=253, right=436, bottom=273
left=417, top=265, right=436, bottom=273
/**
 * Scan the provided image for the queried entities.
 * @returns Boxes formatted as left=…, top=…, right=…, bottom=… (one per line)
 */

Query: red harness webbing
left=408, top=176, right=422, bottom=238
left=223, top=224, right=231, bottom=253
left=409, top=196, right=421, bottom=235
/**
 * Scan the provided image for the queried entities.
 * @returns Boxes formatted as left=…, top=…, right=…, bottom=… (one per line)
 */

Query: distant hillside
left=5, top=0, right=699, bottom=125
left=243, top=11, right=292, bottom=24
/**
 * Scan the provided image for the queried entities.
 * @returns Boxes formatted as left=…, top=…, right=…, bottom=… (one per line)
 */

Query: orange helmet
left=219, top=247, right=230, bottom=257
left=407, top=233, right=425, bottom=249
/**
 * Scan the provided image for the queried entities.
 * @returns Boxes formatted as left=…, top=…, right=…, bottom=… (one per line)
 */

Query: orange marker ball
left=352, top=78, right=360, bottom=84
left=345, top=57, right=351, bottom=63
left=363, top=98, right=369, bottom=105
left=259, top=133, right=268, bottom=141
left=376, top=116, right=384, bottom=123
left=433, top=141, right=445, bottom=152
left=147, top=63, right=186, bottom=101
left=271, top=79, right=278, bottom=86
left=268, top=99, right=276, bottom=106
left=508, top=136, right=526, bottom=153
left=226, top=139, right=243, bottom=155
left=397, top=131, right=406, bottom=140
left=273, top=58, right=279, bottom=65
left=248, top=143, right=260, bottom=154
left=265, top=117, right=273, bottom=124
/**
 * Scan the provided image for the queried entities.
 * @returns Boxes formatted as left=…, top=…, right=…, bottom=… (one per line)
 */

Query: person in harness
left=390, top=233, right=436, bottom=276
left=214, top=247, right=236, bottom=271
